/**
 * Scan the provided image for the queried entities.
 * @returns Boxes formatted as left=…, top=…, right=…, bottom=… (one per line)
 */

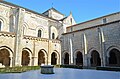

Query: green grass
left=96, top=66, right=120, bottom=71
left=0, top=66, right=40, bottom=73
left=60, top=65, right=83, bottom=69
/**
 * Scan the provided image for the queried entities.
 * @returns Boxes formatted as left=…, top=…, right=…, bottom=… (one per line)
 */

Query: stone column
left=48, top=40, right=51, bottom=65
left=87, top=56, right=91, bottom=67
left=29, top=56, right=32, bottom=66
left=59, top=44, right=61, bottom=65
left=33, top=56, right=38, bottom=66
left=13, top=8, right=25, bottom=66
left=45, top=56, right=48, bottom=65
left=98, top=28, right=106, bottom=67
left=10, top=57, right=13, bottom=67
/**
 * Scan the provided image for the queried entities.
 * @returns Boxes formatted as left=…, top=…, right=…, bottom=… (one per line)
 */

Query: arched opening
left=38, top=50, right=45, bottom=65
left=90, top=50, right=101, bottom=67
left=22, top=50, right=30, bottom=66
left=38, top=29, right=42, bottom=37
left=76, top=51, right=83, bottom=65
left=51, top=52, right=57, bottom=65
left=52, top=33, right=55, bottom=39
left=64, top=53, right=69, bottom=64
left=109, top=49, right=120, bottom=66
left=0, top=49, right=10, bottom=66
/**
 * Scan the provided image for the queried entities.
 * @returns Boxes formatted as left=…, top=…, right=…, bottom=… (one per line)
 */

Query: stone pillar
left=48, top=40, right=51, bottom=65
left=13, top=8, right=25, bottom=66
left=87, top=56, right=91, bottom=67
left=98, top=28, right=106, bottom=67
left=29, top=56, right=32, bottom=66
left=31, top=57, right=34, bottom=66
left=45, top=56, right=48, bottom=65
left=33, top=57, right=38, bottom=66
left=10, top=57, right=13, bottom=67
left=58, top=44, right=61, bottom=65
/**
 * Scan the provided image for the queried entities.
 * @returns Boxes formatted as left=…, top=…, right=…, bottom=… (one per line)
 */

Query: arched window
left=0, top=21, right=1, bottom=31
left=38, top=29, right=42, bottom=37
left=52, top=33, right=55, bottom=39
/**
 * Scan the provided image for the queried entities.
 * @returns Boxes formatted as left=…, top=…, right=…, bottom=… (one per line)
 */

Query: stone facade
left=0, top=1, right=76, bottom=67
left=0, top=1, right=120, bottom=68
left=62, top=12, right=120, bottom=67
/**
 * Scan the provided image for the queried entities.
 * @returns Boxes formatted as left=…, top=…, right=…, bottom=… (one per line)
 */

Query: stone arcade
left=0, top=1, right=76, bottom=67
left=0, top=1, right=120, bottom=68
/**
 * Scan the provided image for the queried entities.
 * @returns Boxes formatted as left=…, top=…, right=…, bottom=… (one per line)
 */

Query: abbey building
left=0, top=1, right=120, bottom=67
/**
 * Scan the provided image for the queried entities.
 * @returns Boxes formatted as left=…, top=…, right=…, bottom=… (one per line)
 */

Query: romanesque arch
left=38, top=49, right=47, bottom=65
left=64, top=53, right=69, bottom=65
left=75, top=51, right=83, bottom=65
left=108, top=48, right=120, bottom=67
left=0, top=46, right=13, bottom=67
left=23, top=22, right=29, bottom=35
left=49, top=26, right=58, bottom=39
left=90, top=50, right=101, bottom=67
left=22, top=48, right=32, bottom=66
left=51, top=52, right=57, bottom=65
left=51, top=50, right=60, bottom=65
left=36, top=26, right=45, bottom=38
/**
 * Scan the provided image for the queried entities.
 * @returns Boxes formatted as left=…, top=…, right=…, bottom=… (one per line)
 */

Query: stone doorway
left=90, top=50, right=101, bottom=67
left=51, top=52, right=57, bottom=65
left=64, top=53, right=69, bottom=64
left=0, top=49, right=10, bottom=67
left=109, top=49, right=120, bottom=67
left=38, top=50, right=45, bottom=65
left=22, top=50, right=30, bottom=66
left=76, top=51, right=83, bottom=65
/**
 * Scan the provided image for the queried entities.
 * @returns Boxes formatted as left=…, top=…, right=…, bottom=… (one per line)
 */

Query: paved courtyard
left=0, top=68, right=119, bottom=79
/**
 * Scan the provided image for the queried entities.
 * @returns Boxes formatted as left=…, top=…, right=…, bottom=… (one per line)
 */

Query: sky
left=4, top=0, right=120, bottom=23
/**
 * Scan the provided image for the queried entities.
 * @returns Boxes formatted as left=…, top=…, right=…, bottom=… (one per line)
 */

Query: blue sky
left=5, top=0, right=120, bottom=23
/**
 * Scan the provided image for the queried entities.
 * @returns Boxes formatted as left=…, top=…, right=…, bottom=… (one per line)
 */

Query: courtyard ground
left=0, top=68, right=119, bottom=79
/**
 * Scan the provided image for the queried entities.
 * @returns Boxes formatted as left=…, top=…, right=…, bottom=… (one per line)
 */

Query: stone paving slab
left=0, top=68, right=120, bottom=79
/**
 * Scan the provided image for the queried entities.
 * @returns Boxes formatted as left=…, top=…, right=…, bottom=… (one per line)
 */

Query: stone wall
left=62, top=20, right=120, bottom=66
left=67, top=12, right=120, bottom=32
left=0, top=1, right=61, bottom=67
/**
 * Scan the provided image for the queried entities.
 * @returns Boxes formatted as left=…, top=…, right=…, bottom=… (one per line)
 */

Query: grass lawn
left=0, top=66, right=40, bottom=73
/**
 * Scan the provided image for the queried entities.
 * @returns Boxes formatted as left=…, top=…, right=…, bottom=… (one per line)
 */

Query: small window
left=103, top=18, right=107, bottom=24
left=38, top=30, right=42, bottom=37
left=52, top=33, right=55, bottom=39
